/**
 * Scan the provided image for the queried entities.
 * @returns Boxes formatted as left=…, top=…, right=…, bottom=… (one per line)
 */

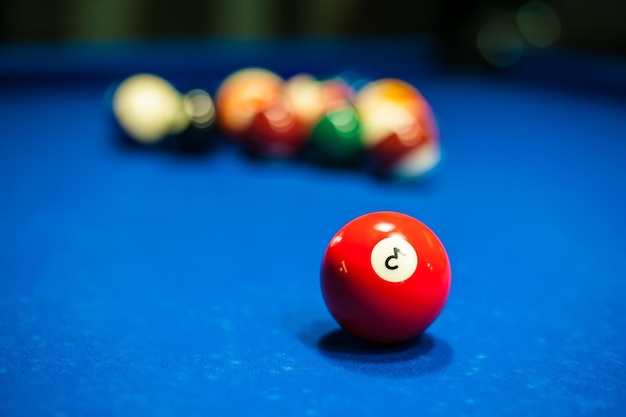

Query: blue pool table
left=1, top=40, right=625, bottom=416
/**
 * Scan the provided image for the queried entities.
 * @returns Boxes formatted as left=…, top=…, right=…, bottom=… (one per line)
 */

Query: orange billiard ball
left=320, top=211, right=451, bottom=344
left=215, top=68, right=284, bottom=139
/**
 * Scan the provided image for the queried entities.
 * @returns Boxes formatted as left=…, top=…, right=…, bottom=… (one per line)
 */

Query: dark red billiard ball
left=320, top=211, right=451, bottom=344
left=247, top=98, right=307, bottom=158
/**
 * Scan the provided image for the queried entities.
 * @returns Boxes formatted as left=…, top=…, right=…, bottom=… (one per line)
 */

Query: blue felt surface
left=1, top=42, right=626, bottom=417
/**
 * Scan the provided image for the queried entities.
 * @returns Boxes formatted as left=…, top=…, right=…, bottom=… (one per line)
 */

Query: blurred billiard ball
left=284, top=73, right=326, bottom=134
left=284, top=74, right=354, bottom=136
left=321, top=211, right=451, bottom=344
left=247, top=98, right=307, bottom=158
left=176, top=88, right=217, bottom=152
left=215, top=67, right=284, bottom=140
left=110, top=73, right=188, bottom=147
left=308, top=103, right=364, bottom=167
left=109, top=74, right=216, bottom=152
left=354, top=79, right=441, bottom=179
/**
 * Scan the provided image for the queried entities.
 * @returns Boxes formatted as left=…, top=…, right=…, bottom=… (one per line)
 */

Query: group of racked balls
left=109, top=68, right=442, bottom=180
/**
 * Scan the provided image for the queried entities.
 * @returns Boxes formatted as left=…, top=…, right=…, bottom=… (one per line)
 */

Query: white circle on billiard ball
left=370, top=236, right=418, bottom=283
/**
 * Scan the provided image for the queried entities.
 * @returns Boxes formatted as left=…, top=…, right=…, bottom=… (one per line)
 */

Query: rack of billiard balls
left=108, top=68, right=442, bottom=180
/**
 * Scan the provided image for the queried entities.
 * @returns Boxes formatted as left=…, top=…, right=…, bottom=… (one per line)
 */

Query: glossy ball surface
left=320, top=211, right=451, bottom=343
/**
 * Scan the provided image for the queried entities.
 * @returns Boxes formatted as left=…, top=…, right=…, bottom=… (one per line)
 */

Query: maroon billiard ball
left=247, top=99, right=308, bottom=158
left=320, top=211, right=451, bottom=344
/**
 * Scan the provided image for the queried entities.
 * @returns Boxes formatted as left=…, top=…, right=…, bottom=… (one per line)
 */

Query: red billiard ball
left=320, top=211, right=451, bottom=344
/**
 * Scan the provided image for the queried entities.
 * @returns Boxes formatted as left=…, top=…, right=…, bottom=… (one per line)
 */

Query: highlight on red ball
left=320, top=211, right=451, bottom=344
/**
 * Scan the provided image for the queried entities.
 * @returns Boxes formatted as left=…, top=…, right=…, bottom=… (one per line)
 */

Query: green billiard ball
left=308, top=104, right=364, bottom=166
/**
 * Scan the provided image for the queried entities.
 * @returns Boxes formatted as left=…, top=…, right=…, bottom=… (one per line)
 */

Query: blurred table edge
left=1, top=37, right=625, bottom=97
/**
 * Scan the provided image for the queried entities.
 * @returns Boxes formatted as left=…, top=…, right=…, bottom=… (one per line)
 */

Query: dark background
left=1, top=0, right=625, bottom=59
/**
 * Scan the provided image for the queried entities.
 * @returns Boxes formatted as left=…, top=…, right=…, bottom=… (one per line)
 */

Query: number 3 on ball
left=371, top=236, right=418, bottom=283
